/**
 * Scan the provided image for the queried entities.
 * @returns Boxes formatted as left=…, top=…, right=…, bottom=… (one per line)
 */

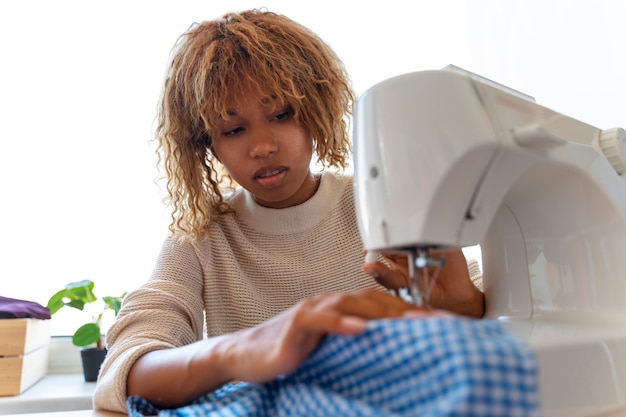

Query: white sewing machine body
left=353, top=67, right=626, bottom=416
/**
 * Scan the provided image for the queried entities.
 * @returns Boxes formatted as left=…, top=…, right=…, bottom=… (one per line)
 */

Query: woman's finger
left=362, top=261, right=408, bottom=290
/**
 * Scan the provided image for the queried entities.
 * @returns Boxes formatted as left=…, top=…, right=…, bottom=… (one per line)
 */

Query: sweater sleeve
left=93, top=236, right=206, bottom=413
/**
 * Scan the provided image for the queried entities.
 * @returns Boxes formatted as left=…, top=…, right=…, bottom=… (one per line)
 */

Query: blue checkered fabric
left=127, top=317, right=540, bottom=416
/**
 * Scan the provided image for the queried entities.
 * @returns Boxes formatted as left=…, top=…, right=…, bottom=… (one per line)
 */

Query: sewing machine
left=353, top=66, right=626, bottom=416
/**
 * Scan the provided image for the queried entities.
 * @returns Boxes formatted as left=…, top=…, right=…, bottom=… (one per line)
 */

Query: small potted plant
left=47, top=279, right=126, bottom=382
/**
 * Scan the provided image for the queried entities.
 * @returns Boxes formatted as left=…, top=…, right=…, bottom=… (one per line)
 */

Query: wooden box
left=0, top=319, right=50, bottom=396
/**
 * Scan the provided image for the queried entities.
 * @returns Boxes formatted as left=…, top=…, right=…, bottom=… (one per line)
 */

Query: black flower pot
left=80, top=348, right=107, bottom=382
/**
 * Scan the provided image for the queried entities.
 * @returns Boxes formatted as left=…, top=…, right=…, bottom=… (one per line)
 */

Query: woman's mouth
left=258, top=169, right=281, bottom=178
left=254, top=167, right=287, bottom=188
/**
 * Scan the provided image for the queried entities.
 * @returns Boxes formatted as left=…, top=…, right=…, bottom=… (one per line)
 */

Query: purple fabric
left=0, top=296, right=51, bottom=319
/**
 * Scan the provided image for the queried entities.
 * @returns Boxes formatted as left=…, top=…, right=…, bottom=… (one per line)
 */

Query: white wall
left=1, top=0, right=624, bottom=334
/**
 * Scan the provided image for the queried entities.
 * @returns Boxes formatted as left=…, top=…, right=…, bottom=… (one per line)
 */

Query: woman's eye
left=272, top=110, right=292, bottom=121
left=222, top=126, right=244, bottom=137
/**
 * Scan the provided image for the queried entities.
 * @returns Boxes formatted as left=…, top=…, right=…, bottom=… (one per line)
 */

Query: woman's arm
left=126, top=334, right=233, bottom=408
left=127, top=288, right=430, bottom=409
left=94, top=237, right=207, bottom=412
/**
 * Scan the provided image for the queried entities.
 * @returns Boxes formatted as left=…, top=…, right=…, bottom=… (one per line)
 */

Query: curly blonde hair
left=155, top=9, right=356, bottom=240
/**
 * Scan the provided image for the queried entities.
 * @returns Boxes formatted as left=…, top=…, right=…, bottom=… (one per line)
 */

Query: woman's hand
left=222, top=288, right=430, bottom=383
left=128, top=288, right=430, bottom=409
left=362, top=249, right=484, bottom=318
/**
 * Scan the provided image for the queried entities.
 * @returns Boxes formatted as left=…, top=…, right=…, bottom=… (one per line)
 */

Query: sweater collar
left=232, top=171, right=349, bottom=234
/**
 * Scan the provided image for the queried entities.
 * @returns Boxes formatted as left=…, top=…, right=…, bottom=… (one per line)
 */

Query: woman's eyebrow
left=217, top=95, right=283, bottom=122
left=261, top=94, right=280, bottom=105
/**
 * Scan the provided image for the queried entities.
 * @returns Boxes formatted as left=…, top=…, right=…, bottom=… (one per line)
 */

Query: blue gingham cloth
left=127, top=317, right=540, bottom=416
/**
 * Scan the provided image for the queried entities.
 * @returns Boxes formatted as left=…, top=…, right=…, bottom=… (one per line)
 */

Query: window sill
left=47, top=336, right=84, bottom=375
left=0, top=374, right=95, bottom=415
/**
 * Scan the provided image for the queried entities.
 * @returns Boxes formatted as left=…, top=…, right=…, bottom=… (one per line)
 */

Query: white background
left=1, top=0, right=625, bottom=335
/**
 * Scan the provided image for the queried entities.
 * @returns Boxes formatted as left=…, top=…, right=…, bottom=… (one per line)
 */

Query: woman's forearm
left=127, top=334, right=234, bottom=408
left=125, top=289, right=433, bottom=409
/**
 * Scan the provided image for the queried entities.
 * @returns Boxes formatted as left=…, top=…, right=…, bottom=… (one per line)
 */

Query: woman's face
left=211, top=92, right=318, bottom=209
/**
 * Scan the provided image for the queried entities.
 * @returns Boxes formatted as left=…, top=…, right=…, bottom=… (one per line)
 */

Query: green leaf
left=72, top=323, right=101, bottom=347
left=102, top=293, right=127, bottom=316
left=47, top=280, right=96, bottom=315
left=65, top=299, right=86, bottom=310
left=46, top=289, right=70, bottom=314
left=48, top=280, right=126, bottom=347
left=65, top=280, right=97, bottom=304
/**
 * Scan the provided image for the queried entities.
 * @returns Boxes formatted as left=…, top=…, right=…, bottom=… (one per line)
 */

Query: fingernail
left=402, top=309, right=428, bottom=318
left=340, top=316, right=367, bottom=333
left=363, top=268, right=380, bottom=280
left=432, top=309, right=455, bottom=318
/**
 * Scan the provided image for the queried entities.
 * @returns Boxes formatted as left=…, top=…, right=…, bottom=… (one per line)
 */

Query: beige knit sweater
left=94, top=172, right=385, bottom=413
left=93, top=171, right=483, bottom=413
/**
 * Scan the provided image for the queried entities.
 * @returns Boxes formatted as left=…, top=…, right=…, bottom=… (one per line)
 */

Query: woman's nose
left=249, top=127, right=278, bottom=158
